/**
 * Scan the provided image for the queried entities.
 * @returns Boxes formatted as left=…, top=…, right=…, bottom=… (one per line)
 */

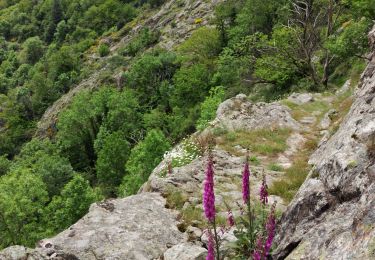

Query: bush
left=120, top=129, right=171, bottom=195
left=98, top=43, right=110, bottom=57
left=197, top=86, right=225, bottom=131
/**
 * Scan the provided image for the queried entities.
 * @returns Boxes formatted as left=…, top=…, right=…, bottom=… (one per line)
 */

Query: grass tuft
left=268, top=163, right=283, bottom=172
left=217, top=128, right=291, bottom=157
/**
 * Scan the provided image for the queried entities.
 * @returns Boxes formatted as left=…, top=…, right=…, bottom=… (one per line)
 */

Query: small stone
left=186, top=226, right=203, bottom=240
left=164, top=243, right=207, bottom=260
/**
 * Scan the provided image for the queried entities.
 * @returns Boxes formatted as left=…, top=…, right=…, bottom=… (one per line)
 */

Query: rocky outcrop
left=0, top=193, right=186, bottom=260
left=212, top=94, right=301, bottom=131
left=273, top=26, right=375, bottom=260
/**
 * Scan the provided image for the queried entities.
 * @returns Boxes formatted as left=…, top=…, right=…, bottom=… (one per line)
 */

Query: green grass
left=182, top=205, right=204, bottom=227
left=217, top=128, right=291, bottom=157
left=268, top=134, right=318, bottom=203
left=268, top=159, right=309, bottom=203
left=282, top=99, right=330, bottom=122
left=268, top=163, right=283, bottom=172
left=165, top=189, right=188, bottom=210
left=249, top=155, right=261, bottom=166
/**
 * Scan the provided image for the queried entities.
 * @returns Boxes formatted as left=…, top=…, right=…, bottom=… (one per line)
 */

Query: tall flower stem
left=212, top=218, right=220, bottom=260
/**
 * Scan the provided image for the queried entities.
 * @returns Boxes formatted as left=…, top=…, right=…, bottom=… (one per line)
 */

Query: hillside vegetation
left=0, top=0, right=373, bottom=249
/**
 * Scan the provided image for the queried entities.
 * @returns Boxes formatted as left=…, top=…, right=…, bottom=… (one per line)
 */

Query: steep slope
left=1, top=85, right=355, bottom=259
left=273, top=25, right=375, bottom=259
left=36, top=0, right=224, bottom=137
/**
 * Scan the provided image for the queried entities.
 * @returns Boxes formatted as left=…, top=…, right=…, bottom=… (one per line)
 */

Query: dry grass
left=268, top=135, right=318, bottom=203
left=282, top=99, right=330, bottom=122
left=165, top=188, right=188, bottom=210
left=216, top=128, right=291, bottom=158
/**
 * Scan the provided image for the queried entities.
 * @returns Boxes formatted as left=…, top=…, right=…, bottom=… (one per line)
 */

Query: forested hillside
left=0, top=0, right=373, bottom=250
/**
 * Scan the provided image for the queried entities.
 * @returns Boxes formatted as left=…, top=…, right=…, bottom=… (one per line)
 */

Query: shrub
left=197, top=86, right=225, bottom=131
left=98, top=43, right=110, bottom=57
left=120, top=129, right=171, bottom=195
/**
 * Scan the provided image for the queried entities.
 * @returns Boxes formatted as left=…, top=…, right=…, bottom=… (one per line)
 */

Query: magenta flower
left=227, top=210, right=235, bottom=227
left=260, top=174, right=268, bottom=205
left=264, top=203, right=276, bottom=256
left=203, top=156, right=215, bottom=222
left=252, top=236, right=264, bottom=260
left=206, top=230, right=215, bottom=260
left=242, top=158, right=250, bottom=204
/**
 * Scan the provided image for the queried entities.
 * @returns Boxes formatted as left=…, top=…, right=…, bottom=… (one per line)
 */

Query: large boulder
left=0, top=193, right=185, bottom=260
left=213, top=94, right=301, bottom=131
left=273, top=26, right=375, bottom=260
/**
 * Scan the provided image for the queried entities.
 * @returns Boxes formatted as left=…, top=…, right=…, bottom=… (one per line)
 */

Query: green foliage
left=0, top=170, right=48, bottom=248
left=82, top=0, right=136, bottom=34
left=254, top=26, right=301, bottom=88
left=20, top=36, right=44, bottom=64
left=229, top=0, right=285, bottom=42
left=98, top=43, right=110, bottom=57
left=171, top=64, right=211, bottom=108
left=197, top=86, right=225, bottom=131
left=120, top=129, right=171, bottom=196
left=178, top=27, right=222, bottom=63
left=0, top=155, right=11, bottom=176
left=326, top=18, right=372, bottom=60
left=95, top=131, right=131, bottom=196
left=44, top=174, right=99, bottom=234
left=119, top=28, right=160, bottom=56
left=125, top=51, right=178, bottom=107
left=12, top=138, right=74, bottom=197
left=57, top=88, right=141, bottom=172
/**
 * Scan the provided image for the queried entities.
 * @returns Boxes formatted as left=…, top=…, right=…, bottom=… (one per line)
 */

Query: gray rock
left=288, top=93, right=315, bottom=105
left=336, top=79, right=351, bottom=95
left=0, top=246, right=47, bottom=260
left=213, top=94, right=301, bottom=131
left=0, top=193, right=185, bottom=260
left=186, top=226, right=203, bottom=240
left=300, top=116, right=316, bottom=125
left=319, top=109, right=337, bottom=130
left=164, top=243, right=207, bottom=260
left=273, top=25, right=375, bottom=260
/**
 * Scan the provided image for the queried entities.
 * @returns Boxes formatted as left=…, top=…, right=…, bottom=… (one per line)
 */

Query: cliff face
left=273, top=26, right=375, bottom=259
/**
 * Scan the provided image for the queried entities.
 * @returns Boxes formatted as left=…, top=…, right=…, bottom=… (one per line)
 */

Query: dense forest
left=0, top=0, right=373, bottom=249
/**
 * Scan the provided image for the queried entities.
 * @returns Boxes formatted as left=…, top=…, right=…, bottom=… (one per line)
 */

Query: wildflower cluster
left=201, top=153, right=277, bottom=260
left=202, top=154, right=220, bottom=260
left=163, top=138, right=200, bottom=168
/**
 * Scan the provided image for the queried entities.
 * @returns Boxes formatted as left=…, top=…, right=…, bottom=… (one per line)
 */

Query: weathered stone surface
left=0, top=193, right=185, bottom=260
left=212, top=94, right=301, bottom=131
left=163, top=242, right=207, bottom=260
left=319, top=109, right=337, bottom=130
left=273, top=26, right=375, bottom=260
left=287, top=93, right=314, bottom=105
left=0, top=246, right=47, bottom=260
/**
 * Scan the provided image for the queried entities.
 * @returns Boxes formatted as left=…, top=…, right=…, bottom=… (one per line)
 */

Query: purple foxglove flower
left=252, top=251, right=261, bottom=260
left=260, top=174, right=268, bottom=205
left=253, top=236, right=264, bottom=260
left=203, top=156, right=215, bottom=222
left=227, top=210, right=235, bottom=227
left=264, top=203, right=276, bottom=256
left=206, top=231, right=215, bottom=260
left=242, top=158, right=250, bottom=204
